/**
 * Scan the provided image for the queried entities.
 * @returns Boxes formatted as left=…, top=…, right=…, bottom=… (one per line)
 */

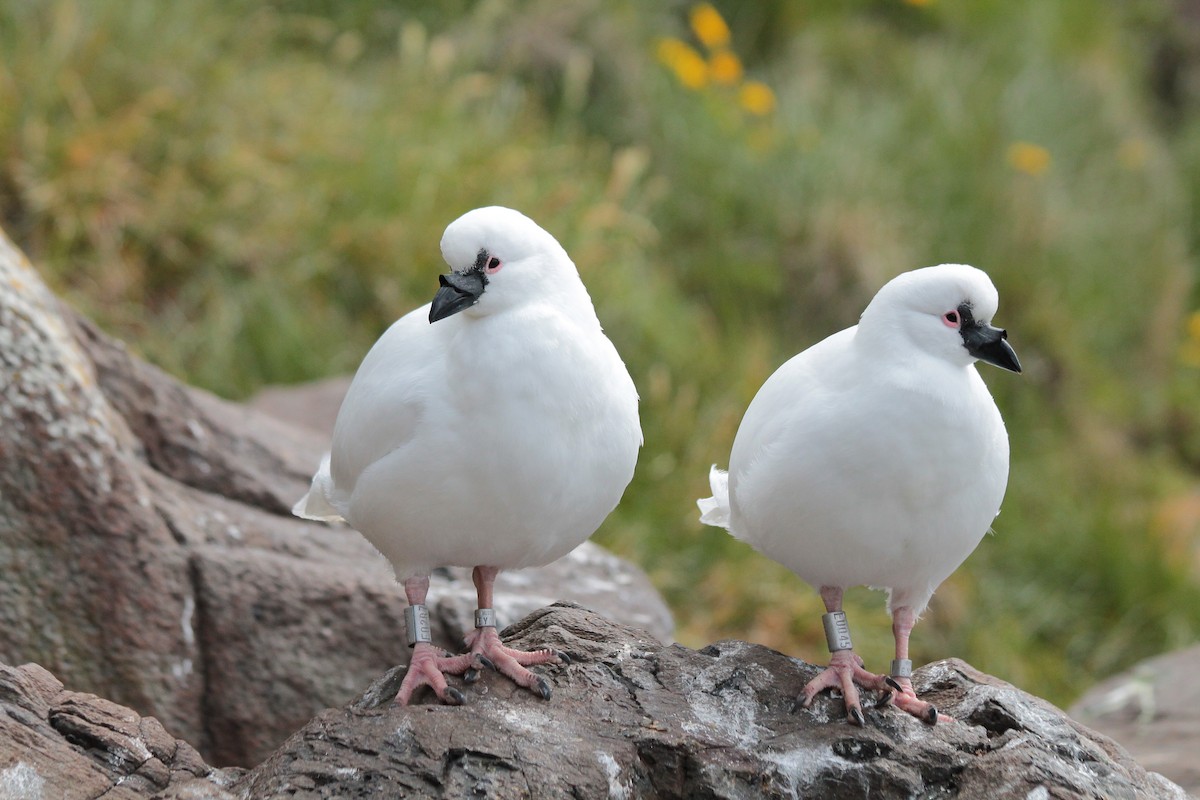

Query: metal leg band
left=821, top=611, right=853, bottom=652
left=404, top=604, right=432, bottom=647
left=890, top=659, right=913, bottom=679
left=474, top=608, right=497, bottom=628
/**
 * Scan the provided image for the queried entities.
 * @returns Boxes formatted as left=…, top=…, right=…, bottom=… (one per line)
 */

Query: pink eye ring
left=942, top=310, right=960, bottom=328
left=485, top=257, right=502, bottom=275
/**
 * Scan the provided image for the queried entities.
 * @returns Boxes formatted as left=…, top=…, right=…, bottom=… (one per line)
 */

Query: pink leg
left=798, top=586, right=889, bottom=725
left=884, top=606, right=948, bottom=725
left=394, top=575, right=478, bottom=706
left=462, top=566, right=564, bottom=699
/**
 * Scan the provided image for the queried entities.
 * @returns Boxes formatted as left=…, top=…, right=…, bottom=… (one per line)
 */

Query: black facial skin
left=429, top=248, right=490, bottom=323
left=957, top=302, right=1022, bottom=373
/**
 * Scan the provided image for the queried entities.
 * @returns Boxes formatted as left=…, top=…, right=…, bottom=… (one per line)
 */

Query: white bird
left=698, top=264, right=1020, bottom=724
left=295, top=206, right=641, bottom=705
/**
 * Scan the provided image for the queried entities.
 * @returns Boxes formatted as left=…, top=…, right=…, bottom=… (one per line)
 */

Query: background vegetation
left=3, top=0, right=1200, bottom=708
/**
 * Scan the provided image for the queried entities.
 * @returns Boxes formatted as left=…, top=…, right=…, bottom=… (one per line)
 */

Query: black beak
left=962, top=322, right=1022, bottom=373
left=429, top=271, right=486, bottom=323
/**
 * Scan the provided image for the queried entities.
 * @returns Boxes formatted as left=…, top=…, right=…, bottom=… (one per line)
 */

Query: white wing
left=324, top=304, right=445, bottom=513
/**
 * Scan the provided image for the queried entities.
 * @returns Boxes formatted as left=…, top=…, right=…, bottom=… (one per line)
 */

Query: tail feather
left=697, top=465, right=731, bottom=530
left=292, top=453, right=345, bottom=523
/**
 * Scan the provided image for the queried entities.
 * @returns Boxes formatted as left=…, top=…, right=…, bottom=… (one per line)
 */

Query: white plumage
left=699, top=263, right=1020, bottom=723
left=296, top=206, right=641, bottom=703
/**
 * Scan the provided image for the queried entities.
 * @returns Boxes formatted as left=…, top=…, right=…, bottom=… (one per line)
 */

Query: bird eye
left=942, top=310, right=960, bottom=328
left=486, top=257, right=502, bottom=274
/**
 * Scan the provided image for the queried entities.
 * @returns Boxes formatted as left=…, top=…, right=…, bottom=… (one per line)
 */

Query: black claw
left=556, top=650, right=572, bottom=666
left=884, top=676, right=903, bottom=693
left=532, top=676, right=552, bottom=700
left=463, top=668, right=480, bottom=684
left=443, top=687, right=466, bottom=706
left=848, top=706, right=866, bottom=726
left=477, top=655, right=497, bottom=672
left=875, top=691, right=893, bottom=709
left=790, top=693, right=814, bottom=714
left=923, top=705, right=939, bottom=726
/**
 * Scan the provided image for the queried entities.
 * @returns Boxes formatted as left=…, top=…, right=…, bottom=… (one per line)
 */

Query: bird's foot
left=880, top=675, right=950, bottom=725
left=461, top=625, right=566, bottom=700
left=795, top=649, right=890, bottom=725
left=394, top=642, right=480, bottom=706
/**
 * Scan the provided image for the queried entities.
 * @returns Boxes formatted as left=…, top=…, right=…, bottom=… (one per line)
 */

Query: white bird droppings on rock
left=681, top=641, right=770, bottom=748
left=180, top=594, right=196, bottom=647
left=762, top=745, right=851, bottom=800
left=171, top=658, right=193, bottom=681
left=0, top=762, right=45, bottom=800
left=594, top=751, right=632, bottom=800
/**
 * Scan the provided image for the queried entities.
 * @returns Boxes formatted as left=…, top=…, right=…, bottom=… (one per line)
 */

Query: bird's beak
left=962, top=322, right=1022, bottom=373
left=429, top=271, right=486, bottom=323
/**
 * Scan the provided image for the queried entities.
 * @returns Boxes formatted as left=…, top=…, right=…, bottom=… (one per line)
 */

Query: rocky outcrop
left=1070, top=644, right=1200, bottom=796
left=0, top=229, right=671, bottom=768
left=4, top=605, right=1183, bottom=799
left=248, top=376, right=352, bottom=439
left=236, top=603, right=1188, bottom=800
left=0, top=661, right=239, bottom=799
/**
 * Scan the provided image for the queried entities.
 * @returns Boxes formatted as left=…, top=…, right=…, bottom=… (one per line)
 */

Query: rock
left=1069, top=644, right=1200, bottom=796
left=236, top=603, right=1188, bottom=800
left=248, top=376, right=352, bottom=437
left=0, top=234, right=203, bottom=755
left=2, top=607, right=1187, bottom=800
left=0, top=661, right=240, bottom=799
left=0, top=228, right=671, bottom=768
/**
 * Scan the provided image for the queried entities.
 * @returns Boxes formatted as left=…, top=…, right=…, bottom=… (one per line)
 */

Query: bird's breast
left=344, top=310, right=639, bottom=575
left=731, top=375, right=1008, bottom=593
left=438, top=314, right=639, bottom=529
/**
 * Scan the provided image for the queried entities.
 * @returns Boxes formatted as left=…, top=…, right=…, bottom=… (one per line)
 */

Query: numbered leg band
left=890, top=659, right=913, bottom=679
left=404, top=604, right=432, bottom=647
left=822, top=611, right=853, bottom=652
left=474, top=608, right=497, bottom=628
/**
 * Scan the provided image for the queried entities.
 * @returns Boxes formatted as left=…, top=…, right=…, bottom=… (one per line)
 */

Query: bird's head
left=429, top=206, right=581, bottom=323
left=860, top=263, right=1022, bottom=373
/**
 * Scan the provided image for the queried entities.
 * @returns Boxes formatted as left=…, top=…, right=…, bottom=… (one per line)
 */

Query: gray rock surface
left=0, top=661, right=240, bottom=799
left=248, top=376, right=352, bottom=438
left=1, top=606, right=1188, bottom=799
left=1070, top=644, right=1200, bottom=796
left=0, top=229, right=671, bottom=768
left=238, top=603, right=1189, bottom=800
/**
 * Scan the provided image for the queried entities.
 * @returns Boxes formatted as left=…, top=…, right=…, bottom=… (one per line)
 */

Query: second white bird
left=699, top=263, right=1021, bottom=725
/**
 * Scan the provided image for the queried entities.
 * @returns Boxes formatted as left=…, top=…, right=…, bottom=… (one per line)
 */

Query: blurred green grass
left=3, top=0, right=1200, bottom=708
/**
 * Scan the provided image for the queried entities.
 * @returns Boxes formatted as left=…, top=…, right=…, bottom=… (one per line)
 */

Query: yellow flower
left=709, top=50, right=743, bottom=85
left=738, top=81, right=776, bottom=116
left=655, top=37, right=689, bottom=66
left=1188, top=310, right=1200, bottom=341
left=1007, top=141, right=1051, bottom=177
left=690, top=3, right=731, bottom=49
left=656, top=37, right=709, bottom=89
